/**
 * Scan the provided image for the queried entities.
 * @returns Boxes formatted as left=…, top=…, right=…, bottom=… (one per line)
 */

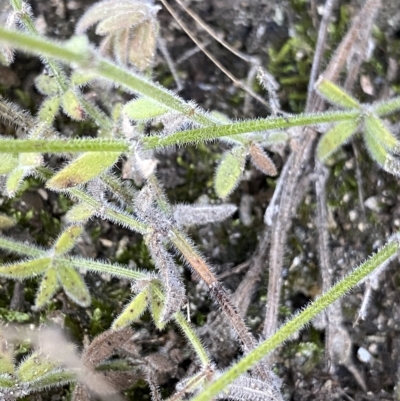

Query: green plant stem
left=189, top=236, right=400, bottom=401
left=0, top=236, right=45, bottom=258
left=37, top=167, right=149, bottom=234
left=10, top=0, right=69, bottom=92
left=143, top=110, right=360, bottom=148
left=173, top=312, right=210, bottom=367
left=0, top=139, right=128, bottom=153
left=0, top=26, right=215, bottom=126
left=71, top=257, right=149, bottom=281
left=72, top=256, right=210, bottom=366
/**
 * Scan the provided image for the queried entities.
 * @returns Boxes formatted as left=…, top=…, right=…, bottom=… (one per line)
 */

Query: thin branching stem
left=190, top=236, right=400, bottom=401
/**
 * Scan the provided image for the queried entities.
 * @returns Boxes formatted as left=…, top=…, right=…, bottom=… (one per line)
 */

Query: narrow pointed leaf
left=383, top=154, right=400, bottom=177
left=364, top=124, right=387, bottom=166
left=53, top=226, right=83, bottom=255
left=112, top=286, right=150, bottom=330
left=57, top=264, right=91, bottom=307
left=17, top=352, right=56, bottom=383
left=249, top=143, right=277, bottom=176
left=123, top=97, right=169, bottom=121
left=214, top=146, right=247, bottom=199
left=35, top=267, right=59, bottom=309
left=0, top=154, right=18, bottom=174
left=28, top=370, right=75, bottom=391
left=61, top=89, right=85, bottom=120
left=316, top=78, right=361, bottom=109
left=47, top=152, right=121, bottom=190
left=65, top=203, right=97, bottom=223
left=317, top=119, right=359, bottom=161
left=364, top=113, right=400, bottom=152
left=0, top=257, right=51, bottom=279
left=38, top=96, right=61, bottom=123
left=6, top=167, right=26, bottom=196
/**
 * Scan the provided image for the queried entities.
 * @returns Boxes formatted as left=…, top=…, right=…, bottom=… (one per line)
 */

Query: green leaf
left=57, top=263, right=90, bottom=307
left=0, top=374, right=16, bottom=388
left=61, top=89, right=85, bottom=120
left=112, top=286, right=150, bottom=330
left=65, top=203, right=96, bottom=223
left=214, top=146, right=247, bottom=198
left=28, top=370, right=75, bottom=392
left=38, top=96, right=61, bottom=123
left=35, top=267, right=59, bottom=309
left=315, top=78, right=361, bottom=109
left=34, top=74, right=61, bottom=97
left=317, top=119, right=359, bottom=161
left=70, top=71, right=97, bottom=87
left=6, top=167, right=26, bottom=196
left=0, top=307, right=31, bottom=323
left=364, top=113, right=399, bottom=152
left=46, top=152, right=121, bottom=190
left=53, top=225, right=83, bottom=255
left=0, top=257, right=51, bottom=279
left=149, top=283, right=166, bottom=330
left=123, top=97, right=169, bottom=121
left=0, top=154, right=18, bottom=174
left=364, top=124, right=387, bottom=166
left=17, top=352, right=56, bottom=383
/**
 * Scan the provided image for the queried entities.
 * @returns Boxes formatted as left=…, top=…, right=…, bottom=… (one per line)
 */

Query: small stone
left=357, top=346, right=372, bottom=363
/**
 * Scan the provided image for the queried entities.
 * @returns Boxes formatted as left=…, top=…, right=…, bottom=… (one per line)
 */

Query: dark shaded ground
left=2, top=0, right=400, bottom=400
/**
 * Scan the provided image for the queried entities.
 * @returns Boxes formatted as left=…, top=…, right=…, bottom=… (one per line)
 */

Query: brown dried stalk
left=263, top=0, right=381, bottom=343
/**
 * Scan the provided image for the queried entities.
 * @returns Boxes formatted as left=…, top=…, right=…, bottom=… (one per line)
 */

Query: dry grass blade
left=159, top=0, right=271, bottom=109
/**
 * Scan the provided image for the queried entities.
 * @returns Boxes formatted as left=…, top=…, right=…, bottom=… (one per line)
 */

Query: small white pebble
left=357, top=346, right=372, bottom=363
left=364, top=196, right=381, bottom=213
left=349, top=210, right=357, bottom=221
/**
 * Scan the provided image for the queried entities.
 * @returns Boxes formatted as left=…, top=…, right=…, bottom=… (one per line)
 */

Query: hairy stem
left=190, top=236, right=400, bottom=401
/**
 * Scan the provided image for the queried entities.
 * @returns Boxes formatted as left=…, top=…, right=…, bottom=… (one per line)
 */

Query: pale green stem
left=67, top=187, right=150, bottom=235
left=100, top=173, right=137, bottom=207
left=0, top=27, right=215, bottom=126
left=70, top=257, right=148, bottom=281
left=72, top=256, right=210, bottom=366
left=143, top=110, right=360, bottom=149
left=173, top=311, right=210, bottom=367
left=189, top=236, right=400, bottom=401
left=78, top=96, right=113, bottom=132
left=10, top=0, right=69, bottom=92
left=0, top=139, right=129, bottom=153
left=0, top=236, right=45, bottom=258
left=37, top=167, right=149, bottom=234
left=10, top=0, right=114, bottom=131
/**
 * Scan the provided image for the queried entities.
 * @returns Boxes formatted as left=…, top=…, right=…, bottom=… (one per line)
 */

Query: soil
left=2, top=0, right=400, bottom=400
